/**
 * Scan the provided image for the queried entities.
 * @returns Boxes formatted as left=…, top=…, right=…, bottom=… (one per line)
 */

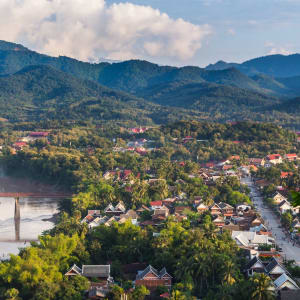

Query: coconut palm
left=250, top=273, right=275, bottom=300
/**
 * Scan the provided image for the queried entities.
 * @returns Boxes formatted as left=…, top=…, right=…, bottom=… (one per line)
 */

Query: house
left=65, top=264, right=113, bottom=286
left=196, top=203, right=208, bottom=213
left=278, top=200, right=292, bottom=214
left=29, top=131, right=49, bottom=138
left=266, top=154, right=282, bottom=165
left=272, top=192, right=287, bottom=205
left=232, top=231, right=275, bottom=248
left=248, top=158, right=265, bottom=167
left=119, top=209, right=139, bottom=225
left=284, top=154, right=298, bottom=161
left=104, top=202, right=126, bottom=216
left=150, top=201, right=163, bottom=210
left=274, top=273, right=299, bottom=290
left=210, top=203, right=222, bottom=215
left=281, top=172, right=293, bottom=179
left=152, top=206, right=169, bottom=218
left=135, top=265, right=172, bottom=291
left=245, top=256, right=266, bottom=276
left=13, top=141, right=28, bottom=150
left=88, top=210, right=101, bottom=217
left=218, top=202, right=234, bottom=217
left=212, top=215, right=225, bottom=227
left=65, top=264, right=83, bottom=276
left=89, top=216, right=109, bottom=228
left=265, top=258, right=289, bottom=280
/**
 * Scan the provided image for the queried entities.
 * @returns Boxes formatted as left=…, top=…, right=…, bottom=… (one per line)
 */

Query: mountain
left=0, top=65, right=213, bottom=124
left=1, top=40, right=300, bottom=127
left=205, top=54, right=300, bottom=78
left=137, top=81, right=280, bottom=113
left=0, top=65, right=151, bottom=122
left=270, top=97, right=300, bottom=114
left=0, top=40, right=285, bottom=95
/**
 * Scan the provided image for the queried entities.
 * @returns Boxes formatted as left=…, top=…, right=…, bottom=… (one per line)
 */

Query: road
left=242, top=176, right=300, bottom=266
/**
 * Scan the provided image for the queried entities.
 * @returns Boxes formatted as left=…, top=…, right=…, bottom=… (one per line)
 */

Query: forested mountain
left=206, top=54, right=300, bottom=78
left=0, top=65, right=212, bottom=124
left=1, top=40, right=300, bottom=127
left=137, top=81, right=279, bottom=113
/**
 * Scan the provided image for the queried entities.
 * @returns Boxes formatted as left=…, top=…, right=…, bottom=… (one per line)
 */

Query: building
left=266, top=154, right=282, bottom=165
left=65, top=264, right=113, bottom=285
left=104, top=202, right=126, bottom=215
left=135, top=265, right=172, bottom=291
left=284, top=154, right=298, bottom=161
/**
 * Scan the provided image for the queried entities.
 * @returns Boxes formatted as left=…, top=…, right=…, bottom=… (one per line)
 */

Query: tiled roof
left=274, top=273, right=299, bottom=289
left=136, top=265, right=159, bottom=280
left=82, top=265, right=110, bottom=278
left=265, top=258, right=288, bottom=274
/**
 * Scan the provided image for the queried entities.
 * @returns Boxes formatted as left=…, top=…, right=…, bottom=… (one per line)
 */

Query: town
left=0, top=121, right=300, bottom=299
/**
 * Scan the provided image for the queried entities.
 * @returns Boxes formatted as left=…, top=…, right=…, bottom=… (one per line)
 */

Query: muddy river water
left=0, top=169, right=60, bottom=259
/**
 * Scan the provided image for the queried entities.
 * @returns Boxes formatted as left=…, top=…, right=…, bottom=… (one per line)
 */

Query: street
left=241, top=177, right=300, bottom=266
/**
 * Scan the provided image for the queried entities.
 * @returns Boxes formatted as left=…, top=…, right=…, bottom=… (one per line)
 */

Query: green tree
left=250, top=273, right=275, bottom=300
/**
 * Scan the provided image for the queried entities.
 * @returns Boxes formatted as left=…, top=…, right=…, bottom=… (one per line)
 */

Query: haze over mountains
left=0, top=40, right=300, bottom=127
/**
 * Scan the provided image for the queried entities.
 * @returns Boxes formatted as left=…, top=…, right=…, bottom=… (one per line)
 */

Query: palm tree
left=250, top=273, right=275, bottom=300
left=222, top=260, right=236, bottom=286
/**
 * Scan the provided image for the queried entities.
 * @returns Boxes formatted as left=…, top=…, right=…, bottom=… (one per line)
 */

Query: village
left=1, top=125, right=300, bottom=299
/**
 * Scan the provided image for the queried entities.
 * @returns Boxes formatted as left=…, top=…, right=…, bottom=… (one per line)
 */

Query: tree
left=291, top=191, right=300, bottom=207
left=250, top=273, right=275, bottom=300
left=4, top=289, right=21, bottom=300
left=129, top=285, right=149, bottom=300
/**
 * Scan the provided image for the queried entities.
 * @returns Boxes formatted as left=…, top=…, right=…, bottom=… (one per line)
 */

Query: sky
left=0, top=0, right=300, bottom=67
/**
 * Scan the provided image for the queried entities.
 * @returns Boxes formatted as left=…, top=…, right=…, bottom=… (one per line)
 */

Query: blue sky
left=1, top=0, right=299, bottom=67
left=105, top=0, right=300, bottom=66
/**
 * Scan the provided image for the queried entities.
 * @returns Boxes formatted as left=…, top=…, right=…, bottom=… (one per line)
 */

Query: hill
left=0, top=40, right=296, bottom=97
left=206, top=54, right=300, bottom=78
left=0, top=65, right=212, bottom=124
left=137, top=81, right=280, bottom=113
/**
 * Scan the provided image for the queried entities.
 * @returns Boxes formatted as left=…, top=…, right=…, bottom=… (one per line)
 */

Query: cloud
left=267, top=47, right=292, bottom=55
left=227, top=28, right=236, bottom=35
left=265, top=42, right=293, bottom=55
left=0, top=0, right=212, bottom=63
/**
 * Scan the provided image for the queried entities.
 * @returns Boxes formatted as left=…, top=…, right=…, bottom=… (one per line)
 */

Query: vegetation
left=1, top=40, right=300, bottom=127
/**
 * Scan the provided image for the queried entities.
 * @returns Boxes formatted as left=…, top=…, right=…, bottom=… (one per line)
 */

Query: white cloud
left=264, top=42, right=293, bottom=55
left=0, top=0, right=212, bottom=63
left=267, top=47, right=292, bottom=55
left=227, top=28, right=236, bottom=35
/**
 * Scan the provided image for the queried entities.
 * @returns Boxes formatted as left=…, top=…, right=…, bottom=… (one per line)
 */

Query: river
left=0, top=169, right=61, bottom=259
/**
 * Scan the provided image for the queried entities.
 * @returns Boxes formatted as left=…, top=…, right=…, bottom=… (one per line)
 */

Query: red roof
left=267, top=154, right=281, bottom=160
left=223, top=165, right=233, bottom=170
left=286, top=153, right=297, bottom=157
left=14, top=142, right=27, bottom=147
left=150, top=201, right=162, bottom=207
left=30, top=132, right=49, bottom=137
left=229, top=155, right=240, bottom=160
left=280, top=172, right=293, bottom=179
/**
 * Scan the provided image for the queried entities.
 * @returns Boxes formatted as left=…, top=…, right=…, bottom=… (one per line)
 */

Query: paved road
left=242, top=177, right=300, bottom=266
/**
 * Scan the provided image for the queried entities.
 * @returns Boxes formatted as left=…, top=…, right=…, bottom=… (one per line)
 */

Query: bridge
left=0, top=193, right=73, bottom=198
left=0, top=193, right=72, bottom=242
